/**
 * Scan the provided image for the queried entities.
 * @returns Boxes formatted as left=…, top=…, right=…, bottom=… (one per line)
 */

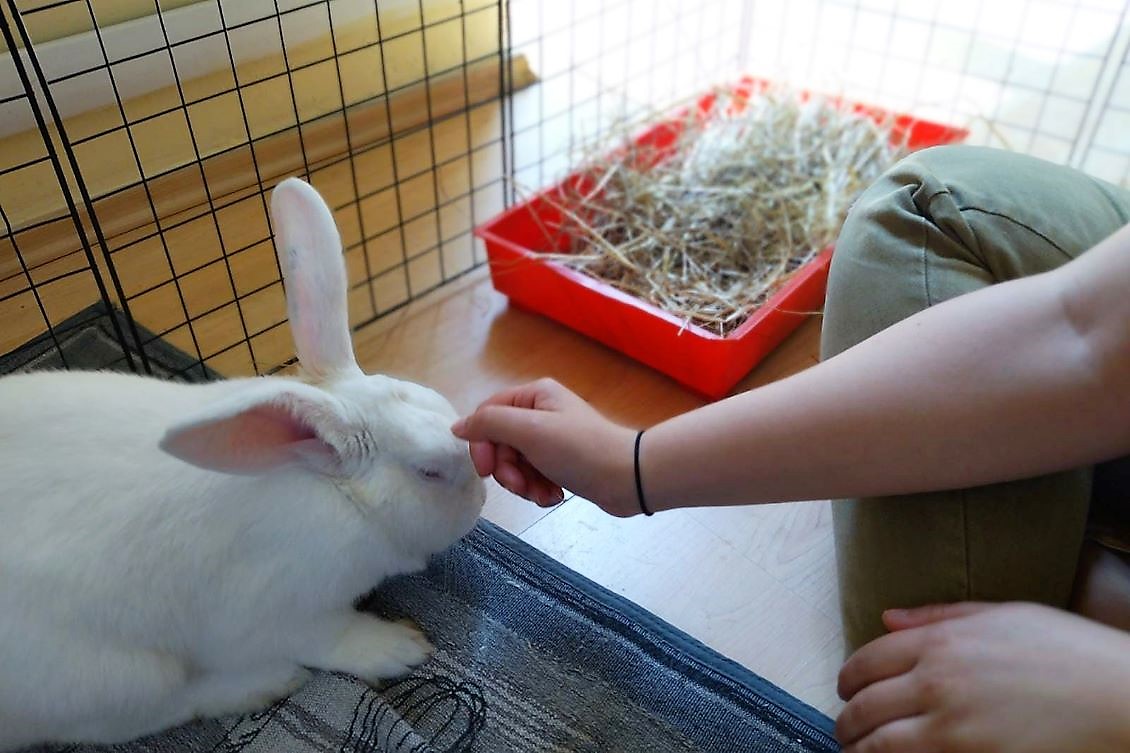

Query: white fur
left=0, top=178, right=485, bottom=750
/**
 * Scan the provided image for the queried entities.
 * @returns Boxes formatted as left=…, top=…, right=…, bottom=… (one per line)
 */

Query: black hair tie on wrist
left=634, top=430, right=653, bottom=516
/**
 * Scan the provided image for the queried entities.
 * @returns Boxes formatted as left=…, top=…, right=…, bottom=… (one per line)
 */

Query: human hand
left=451, top=379, right=641, bottom=516
left=836, top=601, right=1130, bottom=753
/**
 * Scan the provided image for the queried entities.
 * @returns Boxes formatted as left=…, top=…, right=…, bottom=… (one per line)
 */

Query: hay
left=534, top=86, right=910, bottom=336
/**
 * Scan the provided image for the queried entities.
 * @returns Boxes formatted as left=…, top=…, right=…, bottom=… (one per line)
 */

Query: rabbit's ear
left=159, top=382, right=355, bottom=476
left=271, top=177, right=360, bottom=381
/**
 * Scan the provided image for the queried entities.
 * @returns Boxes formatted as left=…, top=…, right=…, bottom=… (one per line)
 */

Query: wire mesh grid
left=501, top=0, right=1130, bottom=200
left=1078, top=29, right=1130, bottom=185
left=0, top=0, right=507, bottom=379
left=4, top=0, right=1130, bottom=380
left=735, top=0, right=1130, bottom=181
left=503, top=0, right=749, bottom=199
left=0, top=6, right=141, bottom=373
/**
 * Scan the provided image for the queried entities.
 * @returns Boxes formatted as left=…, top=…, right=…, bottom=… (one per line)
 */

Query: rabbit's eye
left=417, top=467, right=445, bottom=482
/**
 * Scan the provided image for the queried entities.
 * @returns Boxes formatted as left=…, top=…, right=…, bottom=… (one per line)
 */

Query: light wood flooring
left=352, top=267, right=845, bottom=717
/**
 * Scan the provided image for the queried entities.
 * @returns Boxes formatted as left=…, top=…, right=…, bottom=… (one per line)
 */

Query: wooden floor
left=352, top=267, right=845, bottom=717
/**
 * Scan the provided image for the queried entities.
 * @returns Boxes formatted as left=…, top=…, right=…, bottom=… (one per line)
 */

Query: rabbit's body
left=0, top=180, right=484, bottom=750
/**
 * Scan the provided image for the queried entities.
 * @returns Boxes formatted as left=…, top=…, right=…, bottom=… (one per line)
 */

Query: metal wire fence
left=0, top=0, right=508, bottom=378
left=3, top=0, right=1129, bottom=378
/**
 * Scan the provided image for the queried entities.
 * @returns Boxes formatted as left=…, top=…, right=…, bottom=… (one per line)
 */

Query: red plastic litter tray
left=475, top=77, right=968, bottom=399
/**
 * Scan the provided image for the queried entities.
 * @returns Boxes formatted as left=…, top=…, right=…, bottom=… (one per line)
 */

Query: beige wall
left=4, top=0, right=201, bottom=51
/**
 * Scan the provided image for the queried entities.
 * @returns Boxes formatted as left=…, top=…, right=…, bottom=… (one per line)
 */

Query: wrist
left=596, top=424, right=643, bottom=517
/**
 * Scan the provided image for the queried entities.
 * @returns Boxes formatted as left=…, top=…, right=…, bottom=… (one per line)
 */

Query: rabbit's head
left=159, top=178, right=484, bottom=555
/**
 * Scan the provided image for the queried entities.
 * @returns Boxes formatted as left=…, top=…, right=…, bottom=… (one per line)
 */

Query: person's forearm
left=640, top=228, right=1130, bottom=511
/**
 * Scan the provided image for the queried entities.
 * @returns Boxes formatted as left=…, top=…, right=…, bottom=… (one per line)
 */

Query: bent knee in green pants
left=820, top=144, right=1130, bottom=652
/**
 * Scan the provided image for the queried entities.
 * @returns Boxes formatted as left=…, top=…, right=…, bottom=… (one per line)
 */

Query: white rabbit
left=0, top=178, right=485, bottom=751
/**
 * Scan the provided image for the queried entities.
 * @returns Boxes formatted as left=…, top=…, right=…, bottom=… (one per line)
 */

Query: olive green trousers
left=820, top=145, right=1130, bottom=651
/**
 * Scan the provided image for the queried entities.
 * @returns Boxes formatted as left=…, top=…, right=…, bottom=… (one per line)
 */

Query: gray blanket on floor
left=32, top=521, right=837, bottom=753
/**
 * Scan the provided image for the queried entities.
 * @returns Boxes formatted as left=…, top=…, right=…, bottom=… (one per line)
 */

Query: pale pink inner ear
left=161, top=402, right=332, bottom=475
left=234, top=405, right=319, bottom=445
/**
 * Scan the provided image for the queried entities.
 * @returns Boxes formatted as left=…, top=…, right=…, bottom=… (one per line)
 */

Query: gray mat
left=5, top=306, right=838, bottom=753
